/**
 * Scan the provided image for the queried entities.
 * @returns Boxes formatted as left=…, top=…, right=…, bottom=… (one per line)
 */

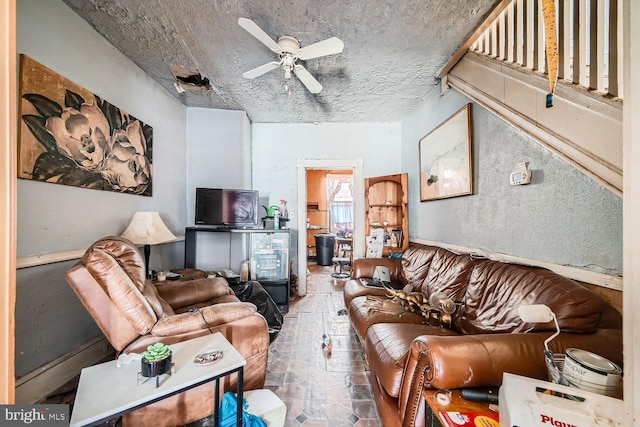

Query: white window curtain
left=326, top=174, right=354, bottom=234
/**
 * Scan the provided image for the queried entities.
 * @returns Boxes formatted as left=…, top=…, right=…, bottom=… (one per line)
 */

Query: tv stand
left=184, top=227, right=290, bottom=312
left=191, top=224, right=249, bottom=230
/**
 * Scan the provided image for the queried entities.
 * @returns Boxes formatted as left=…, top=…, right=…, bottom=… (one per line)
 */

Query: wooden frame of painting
left=18, top=55, right=153, bottom=196
left=419, top=104, right=473, bottom=202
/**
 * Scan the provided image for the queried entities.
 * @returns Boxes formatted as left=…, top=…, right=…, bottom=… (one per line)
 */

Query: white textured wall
left=401, top=86, right=623, bottom=275
left=16, top=0, right=187, bottom=376
left=185, top=108, right=251, bottom=272
left=186, top=108, right=251, bottom=224
left=252, top=122, right=402, bottom=269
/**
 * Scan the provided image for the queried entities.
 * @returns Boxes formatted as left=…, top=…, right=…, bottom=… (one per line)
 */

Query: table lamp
left=121, top=211, right=177, bottom=279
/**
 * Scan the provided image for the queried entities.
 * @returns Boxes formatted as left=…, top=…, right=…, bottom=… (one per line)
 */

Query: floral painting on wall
left=18, top=55, right=153, bottom=196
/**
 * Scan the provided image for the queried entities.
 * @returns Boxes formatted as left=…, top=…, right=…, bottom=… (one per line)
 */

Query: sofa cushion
left=343, top=278, right=389, bottom=310
left=400, top=246, right=439, bottom=290
left=151, top=302, right=257, bottom=336
left=421, top=249, right=478, bottom=303
left=348, top=295, right=426, bottom=341
left=457, top=261, right=606, bottom=334
left=156, top=277, right=233, bottom=310
left=173, top=294, right=240, bottom=313
left=365, top=323, right=460, bottom=398
left=143, top=281, right=175, bottom=318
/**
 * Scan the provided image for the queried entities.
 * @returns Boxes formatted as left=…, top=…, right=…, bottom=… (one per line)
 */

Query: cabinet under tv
left=184, top=227, right=291, bottom=312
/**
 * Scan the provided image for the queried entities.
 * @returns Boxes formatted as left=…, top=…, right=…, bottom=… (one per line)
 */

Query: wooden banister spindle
left=572, top=0, right=581, bottom=84
left=526, top=0, right=538, bottom=70
left=590, top=0, right=606, bottom=91
left=508, top=2, right=516, bottom=62
left=608, top=0, right=619, bottom=96
left=578, top=0, right=588, bottom=86
left=538, top=0, right=547, bottom=73
left=558, top=0, right=571, bottom=80
left=461, top=0, right=621, bottom=100
left=499, top=8, right=507, bottom=60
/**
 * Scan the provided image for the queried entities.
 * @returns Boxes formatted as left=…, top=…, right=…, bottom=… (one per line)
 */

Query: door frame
left=1, top=0, right=17, bottom=403
left=296, top=159, right=364, bottom=295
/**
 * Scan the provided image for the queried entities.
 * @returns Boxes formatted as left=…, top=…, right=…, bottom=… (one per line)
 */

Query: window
left=326, top=174, right=354, bottom=236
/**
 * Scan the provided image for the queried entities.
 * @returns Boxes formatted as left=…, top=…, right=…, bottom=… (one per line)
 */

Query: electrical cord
left=188, top=307, right=214, bottom=334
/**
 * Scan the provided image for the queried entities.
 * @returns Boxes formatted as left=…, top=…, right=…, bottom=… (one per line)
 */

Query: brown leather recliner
left=65, top=236, right=270, bottom=427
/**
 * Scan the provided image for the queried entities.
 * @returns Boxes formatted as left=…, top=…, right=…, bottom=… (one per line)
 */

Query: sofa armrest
left=156, top=276, right=234, bottom=310
left=399, top=333, right=550, bottom=427
left=151, top=302, right=257, bottom=336
left=351, top=258, right=403, bottom=280
left=398, top=330, right=623, bottom=427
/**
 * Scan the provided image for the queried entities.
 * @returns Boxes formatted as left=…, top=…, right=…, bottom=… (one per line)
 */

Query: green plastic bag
left=219, top=391, right=267, bottom=427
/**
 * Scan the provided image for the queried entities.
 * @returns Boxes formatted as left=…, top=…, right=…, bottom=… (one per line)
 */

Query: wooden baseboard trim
left=15, top=337, right=114, bottom=404
left=410, top=238, right=622, bottom=291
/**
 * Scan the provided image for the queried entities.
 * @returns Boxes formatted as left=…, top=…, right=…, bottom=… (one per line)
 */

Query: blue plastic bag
left=219, top=391, right=267, bottom=427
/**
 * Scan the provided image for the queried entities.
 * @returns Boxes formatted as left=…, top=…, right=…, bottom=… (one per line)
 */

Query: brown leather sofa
left=66, top=236, right=270, bottom=427
left=343, top=245, right=623, bottom=427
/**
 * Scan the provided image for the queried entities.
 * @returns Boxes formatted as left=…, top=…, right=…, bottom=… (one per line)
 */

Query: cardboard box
left=499, top=373, right=623, bottom=426
left=440, top=410, right=499, bottom=426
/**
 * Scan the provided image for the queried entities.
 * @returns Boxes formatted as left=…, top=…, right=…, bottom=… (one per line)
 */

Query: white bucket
left=562, top=348, right=622, bottom=397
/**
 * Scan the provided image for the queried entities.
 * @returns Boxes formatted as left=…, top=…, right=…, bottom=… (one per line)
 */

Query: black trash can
left=315, top=233, right=336, bottom=266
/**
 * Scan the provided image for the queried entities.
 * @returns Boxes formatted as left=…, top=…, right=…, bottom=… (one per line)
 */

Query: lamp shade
left=121, top=212, right=177, bottom=245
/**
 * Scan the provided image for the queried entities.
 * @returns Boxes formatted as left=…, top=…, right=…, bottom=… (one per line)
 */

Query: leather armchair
left=66, top=236, right=269, bottom=427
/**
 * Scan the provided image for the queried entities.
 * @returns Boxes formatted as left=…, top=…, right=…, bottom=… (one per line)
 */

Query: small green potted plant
left=141, top=342, right=172, bottom=378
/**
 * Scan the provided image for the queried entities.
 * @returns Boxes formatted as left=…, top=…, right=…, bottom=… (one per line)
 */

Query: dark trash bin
left=315, top=233, right=336, bottom=266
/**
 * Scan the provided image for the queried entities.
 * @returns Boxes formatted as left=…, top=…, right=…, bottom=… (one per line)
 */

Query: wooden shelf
left=365, top=173, right=408, bottom=255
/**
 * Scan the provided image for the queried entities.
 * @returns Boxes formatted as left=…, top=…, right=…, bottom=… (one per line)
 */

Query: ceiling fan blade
left=297, top=37, right=344, bottom=60
left=242, top=61, right=281, bottom=79
left=238, top=18, right=281, bottom=53
left=293, top=64, right=323, bottom=93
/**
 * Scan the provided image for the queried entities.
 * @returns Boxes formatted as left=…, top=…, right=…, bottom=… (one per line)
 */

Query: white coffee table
left=69, top=332, right=245, bottom=427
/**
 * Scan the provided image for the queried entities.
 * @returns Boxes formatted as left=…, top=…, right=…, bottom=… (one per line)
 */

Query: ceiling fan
left=238, top=17, right=344, bottom=94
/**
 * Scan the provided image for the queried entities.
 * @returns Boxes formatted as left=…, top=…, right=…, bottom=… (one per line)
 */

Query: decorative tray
left=194, top=349, right=224, bottom=365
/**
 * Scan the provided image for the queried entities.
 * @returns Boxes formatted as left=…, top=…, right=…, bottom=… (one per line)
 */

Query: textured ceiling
left=61, top=0, right=498, bottom=123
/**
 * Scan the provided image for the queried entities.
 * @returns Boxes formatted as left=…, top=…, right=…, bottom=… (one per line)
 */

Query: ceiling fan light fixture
left=282, top=54, right=295, bottom=79
left=238, top=17, right=343, bottom=94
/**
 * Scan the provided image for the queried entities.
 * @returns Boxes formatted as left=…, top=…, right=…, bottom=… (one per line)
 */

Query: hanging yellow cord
left=542, top=0, right=559, bottom=107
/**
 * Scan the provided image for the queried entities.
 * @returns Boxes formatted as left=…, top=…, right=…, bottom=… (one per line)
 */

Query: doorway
left=296, top=159, right=364, bottom=295
left=305, top=170, right=354, bottom=263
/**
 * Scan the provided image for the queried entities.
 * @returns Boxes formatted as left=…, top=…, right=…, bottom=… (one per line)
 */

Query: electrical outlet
left=288, top=210, right=295, bottom=220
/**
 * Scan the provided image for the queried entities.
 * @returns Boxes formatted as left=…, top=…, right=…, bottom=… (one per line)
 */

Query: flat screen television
left=195, top=188, right=259, bottom=227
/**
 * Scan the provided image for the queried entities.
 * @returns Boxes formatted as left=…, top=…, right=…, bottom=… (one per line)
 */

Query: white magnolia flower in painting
left=45, top=102, right=109, bottom=171
left=101, top=120, right=151, bottom=193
